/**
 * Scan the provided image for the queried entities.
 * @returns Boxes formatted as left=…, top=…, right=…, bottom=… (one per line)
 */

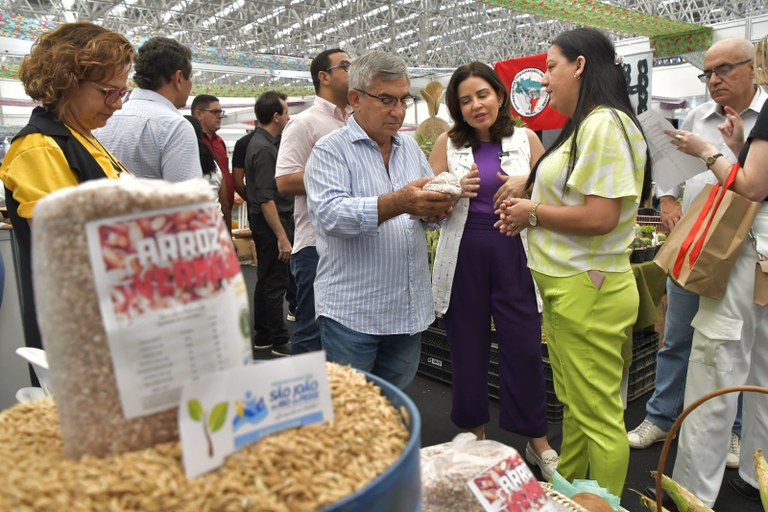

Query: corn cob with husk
left=415, top=80, right=450, bottom=149
left=637, top=492, right=673, bottom=512
left=425, top=229, right=440, bottom=273
left=423, top=81, right=444, bottom=113
left=754, top=448, right=768, bottom=511
left=649, top=471, right=714, bottom=512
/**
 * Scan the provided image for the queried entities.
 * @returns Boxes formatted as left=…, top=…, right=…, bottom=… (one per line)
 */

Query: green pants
left=533, top=269, right=638, bottom=497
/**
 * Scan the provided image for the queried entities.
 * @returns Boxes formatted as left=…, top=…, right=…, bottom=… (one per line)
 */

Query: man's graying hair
left=348, top=51, right=409, bottom=91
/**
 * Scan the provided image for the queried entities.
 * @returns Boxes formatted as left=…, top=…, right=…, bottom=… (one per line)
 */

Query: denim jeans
left=318, top=316, right=422, bottom=390
left=645, top=279, right=742, bottom=434
left=286, top=265, right=297, bottom=314
left=290, top=246, right=321, bottom=354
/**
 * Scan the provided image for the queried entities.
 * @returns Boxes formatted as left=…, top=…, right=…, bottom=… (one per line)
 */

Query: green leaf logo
left=208, top=402, right=229, bottom=433
left=188, top=399, right=204, bottom=422
left=187, top=398, right=230, bottom=457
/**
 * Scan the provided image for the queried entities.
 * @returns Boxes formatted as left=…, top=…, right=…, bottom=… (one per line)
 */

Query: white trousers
left=672, top=204, right=768, bottom=507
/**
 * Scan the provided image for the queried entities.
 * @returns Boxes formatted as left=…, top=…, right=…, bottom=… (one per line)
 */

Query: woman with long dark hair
left=496, top=27, right=652, bottom=495
left=429, top=61, right=558, bottom=480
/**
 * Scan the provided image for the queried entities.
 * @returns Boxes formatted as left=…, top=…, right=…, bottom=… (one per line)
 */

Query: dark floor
left=241, top=264, right=759, bottom=512
left=406, top=374, right=757, bottom=512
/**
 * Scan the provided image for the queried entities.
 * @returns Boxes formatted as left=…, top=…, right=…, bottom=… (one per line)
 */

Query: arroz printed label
left=468, top=452, right=559, bottom=512
left=86, top=202, right=251, bottom=419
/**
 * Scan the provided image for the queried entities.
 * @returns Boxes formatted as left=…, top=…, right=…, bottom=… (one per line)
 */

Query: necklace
left=66, top=125, right=132, bottom=176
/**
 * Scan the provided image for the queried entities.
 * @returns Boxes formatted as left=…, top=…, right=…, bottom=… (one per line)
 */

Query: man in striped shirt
left=96, top=37, right=200, bottom=183
left=305, top=51, right=455, bottom=389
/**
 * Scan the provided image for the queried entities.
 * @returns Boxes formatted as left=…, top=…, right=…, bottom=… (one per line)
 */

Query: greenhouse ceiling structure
left=2, top=0, right=768, bottom=92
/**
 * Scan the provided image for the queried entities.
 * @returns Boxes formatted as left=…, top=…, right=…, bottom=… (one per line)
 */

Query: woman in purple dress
left=429, top=62, right=558, bottom=480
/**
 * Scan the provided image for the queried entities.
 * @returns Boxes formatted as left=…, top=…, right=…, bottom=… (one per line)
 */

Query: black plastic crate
left=629, top=358, right=657, bottom=384
left=547, top=402, right=564, bottom=423
left=543, top=356, right=553, bottom=378
left=417, top=360, right=452, bottom=386
left=419, top=350, right=452, bottom=373
left=423, top=327, right=450, bottom=349
left=628, top=370, right=656, bottom=402
left=420, top=340, right=451, bottom=362
left=633, top=330, right=659, bottom=349
left=630, top=340, right=658, bottom=374
left=628, top=331, right=659, bottom=402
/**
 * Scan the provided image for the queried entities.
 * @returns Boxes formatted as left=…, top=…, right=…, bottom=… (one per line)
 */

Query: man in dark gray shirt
left=245, top=91, right=292, bottom=357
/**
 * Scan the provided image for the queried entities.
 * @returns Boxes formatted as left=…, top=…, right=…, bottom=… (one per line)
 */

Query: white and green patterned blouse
left=528, top=106, right=646, bottom=277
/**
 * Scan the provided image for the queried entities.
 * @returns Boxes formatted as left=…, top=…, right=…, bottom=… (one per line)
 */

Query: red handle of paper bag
left=672, top=163, right=741, bottom=277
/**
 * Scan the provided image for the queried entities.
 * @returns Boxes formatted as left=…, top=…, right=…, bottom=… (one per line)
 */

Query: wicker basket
left=652, top=384, right=768, bottom=511
left=540, top=483, right=630, bottom=512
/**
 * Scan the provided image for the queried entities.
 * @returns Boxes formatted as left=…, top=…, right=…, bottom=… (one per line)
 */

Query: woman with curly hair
left=0, top=22, right=134, bottom=357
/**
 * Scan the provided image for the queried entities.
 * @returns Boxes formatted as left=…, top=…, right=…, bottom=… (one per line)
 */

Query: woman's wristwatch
left=705, top=152, right=723, bottom=168
left=529, top=202, right=540, bottom=227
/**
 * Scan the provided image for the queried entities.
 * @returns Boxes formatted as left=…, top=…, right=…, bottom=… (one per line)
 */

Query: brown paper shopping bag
left=654, top=163, right=760, bottom=300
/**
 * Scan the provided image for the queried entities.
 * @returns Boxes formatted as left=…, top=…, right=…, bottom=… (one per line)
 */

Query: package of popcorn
left=31, top=176, right=251, bottom=458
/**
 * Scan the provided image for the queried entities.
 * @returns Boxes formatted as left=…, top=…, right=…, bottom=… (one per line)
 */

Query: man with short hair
left=275, top=48, right=352, bottom=354
left=96, top=37, right=201, bottom=182
left=631, top=37, right=767, bottom=506
left=192, top=94, right=233, bottom=229
left=232, top=130, right=254, bottom=199
left=246, top=91, right=292, bottom=357
left=305, top=51, right=455, bottom=389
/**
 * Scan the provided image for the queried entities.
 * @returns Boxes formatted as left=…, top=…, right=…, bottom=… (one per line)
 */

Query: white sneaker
left=726, top=432, right=740, bottom=469
left=627, top=420, right=669, bottom=449
left=525, top=443, right=559, bottom=481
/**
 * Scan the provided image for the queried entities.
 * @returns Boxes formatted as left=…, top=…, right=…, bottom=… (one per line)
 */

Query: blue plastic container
left=319, top=371, right=422, bottom=512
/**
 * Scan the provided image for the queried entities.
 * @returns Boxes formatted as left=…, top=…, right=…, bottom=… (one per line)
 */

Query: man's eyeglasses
left=354, top=88, right=416, bottom=109
left=89, top=81, right=130, bottom=106
left=697, top=58, right=752, bottom=83
left=325, top=60, right=352, bottom=72
left=200, top=109, right=226, bottom=117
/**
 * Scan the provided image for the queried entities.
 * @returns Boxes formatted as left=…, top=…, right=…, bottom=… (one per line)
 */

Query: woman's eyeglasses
left=697, top=59, right=752, bottom=83
left=89, top=82, right=130, bottom=106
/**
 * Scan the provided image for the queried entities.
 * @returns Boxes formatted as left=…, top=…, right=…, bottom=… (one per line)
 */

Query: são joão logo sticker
left=510, top=68, right=549, bottom=117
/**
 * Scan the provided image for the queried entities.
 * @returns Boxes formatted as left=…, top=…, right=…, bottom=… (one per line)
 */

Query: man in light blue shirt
left=96, top=37, right=201, bottom=182
left=305, top=51, right=454, bottom=389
